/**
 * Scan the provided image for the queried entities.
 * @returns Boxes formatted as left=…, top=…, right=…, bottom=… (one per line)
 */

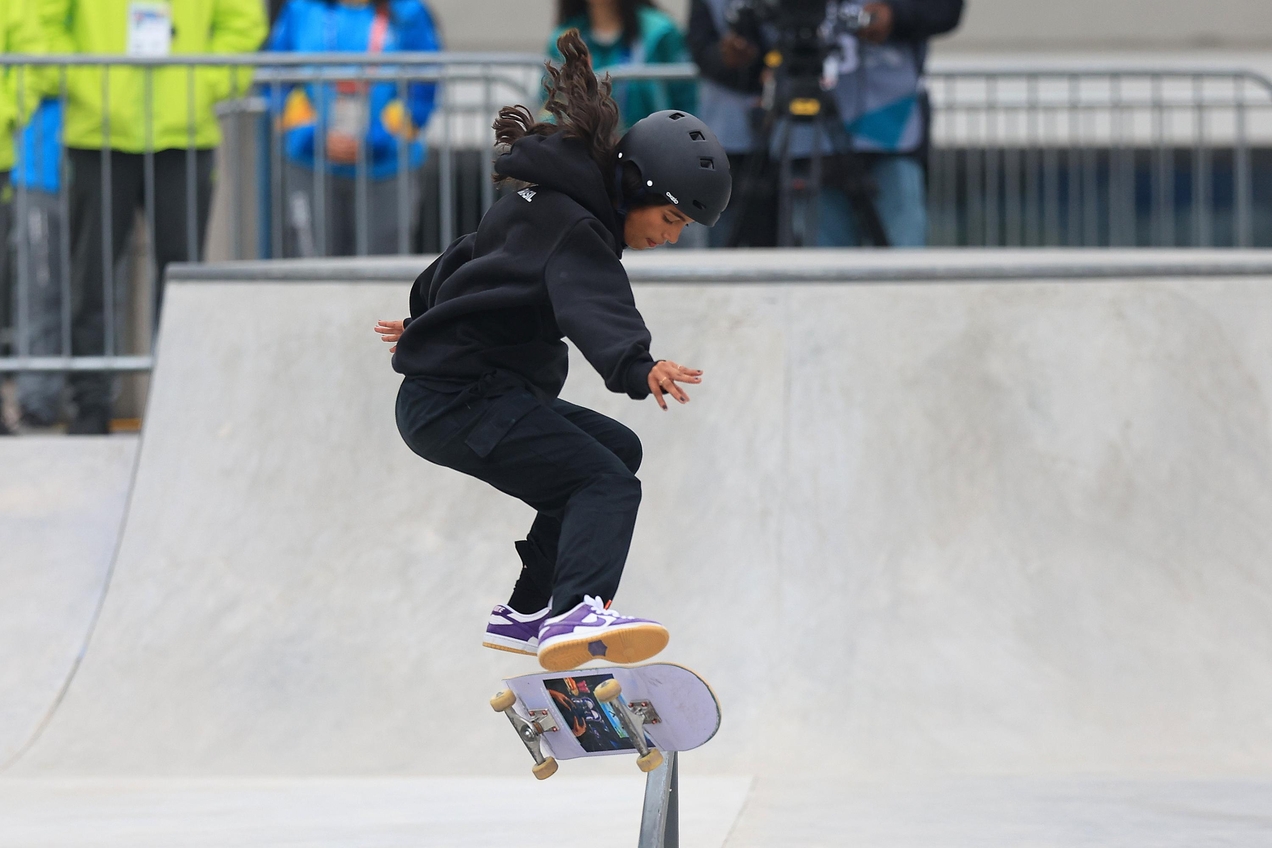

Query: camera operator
left=688, top=0, right=963, bottom=247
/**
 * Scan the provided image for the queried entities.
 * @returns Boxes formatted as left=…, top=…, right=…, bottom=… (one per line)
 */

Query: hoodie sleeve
left=405, top=233, right=476, bottom=326
left=544, top=219, right=656, bottom=399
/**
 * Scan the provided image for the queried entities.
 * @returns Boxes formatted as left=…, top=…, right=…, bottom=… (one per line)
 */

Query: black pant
left=67, top=147, right=214, bottom=413
left=396, top=374, right=643, bottom=616
left=0, top=171, right=12, bottom=358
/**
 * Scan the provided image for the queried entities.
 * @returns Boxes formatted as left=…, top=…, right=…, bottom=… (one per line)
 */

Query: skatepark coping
left=165, top=248, right=1272, bottom=284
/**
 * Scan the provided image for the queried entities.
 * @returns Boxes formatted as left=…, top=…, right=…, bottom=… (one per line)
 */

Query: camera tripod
left=730, top=85, right=890, bottom=248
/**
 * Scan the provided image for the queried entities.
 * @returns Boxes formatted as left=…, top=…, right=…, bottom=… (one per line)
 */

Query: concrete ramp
left=11, top=251, right=1272, bottom=784
left=0, top=437, right=138, bottom=768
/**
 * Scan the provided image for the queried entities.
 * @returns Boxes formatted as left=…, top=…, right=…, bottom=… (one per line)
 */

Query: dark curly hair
left=492, top=29, right=664, bottom=210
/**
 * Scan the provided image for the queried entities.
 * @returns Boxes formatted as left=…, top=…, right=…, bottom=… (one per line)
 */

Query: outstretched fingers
left=648, top=360, right=704, bottom=410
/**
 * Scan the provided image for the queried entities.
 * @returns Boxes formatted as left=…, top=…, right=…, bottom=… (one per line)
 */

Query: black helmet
left=616, top=110, right=732, bottom=226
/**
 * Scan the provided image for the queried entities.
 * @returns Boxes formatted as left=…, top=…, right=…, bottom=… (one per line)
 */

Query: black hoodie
left=392, top=133, right=656, bottom=400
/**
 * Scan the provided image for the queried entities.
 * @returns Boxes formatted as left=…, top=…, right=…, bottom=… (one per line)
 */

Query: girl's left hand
left=648, top=360, right=703, bottom=410
left=375, top=319, right=404, bottom=353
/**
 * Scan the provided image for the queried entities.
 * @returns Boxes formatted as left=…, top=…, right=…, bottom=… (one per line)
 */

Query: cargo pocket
left=464, top=390, right=540, bottom=458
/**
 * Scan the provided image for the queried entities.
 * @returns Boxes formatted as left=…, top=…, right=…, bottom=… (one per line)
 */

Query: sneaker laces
left=583, top=595, right=634, bottom=622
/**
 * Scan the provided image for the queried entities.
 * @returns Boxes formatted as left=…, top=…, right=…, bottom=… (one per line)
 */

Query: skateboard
left=490, top=662, right=720, bottom=779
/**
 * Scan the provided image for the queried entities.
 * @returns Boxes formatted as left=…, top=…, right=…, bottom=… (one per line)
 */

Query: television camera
left=724, top=0, right=889, bottom=247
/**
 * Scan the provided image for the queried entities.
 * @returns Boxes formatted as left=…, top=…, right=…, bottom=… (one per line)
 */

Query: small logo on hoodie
left=519, top=188, right=537, bottom=202
left=665, top=191, right=679, bottom=204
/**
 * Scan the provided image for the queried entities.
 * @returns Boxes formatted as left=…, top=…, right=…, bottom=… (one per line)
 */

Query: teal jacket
left=549, top=7, right=696, bottom=131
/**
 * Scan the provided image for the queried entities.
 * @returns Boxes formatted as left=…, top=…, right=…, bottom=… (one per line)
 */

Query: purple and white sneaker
left=483, top=604, right=550, bottom=656
left=536, top=595, right=669, bottom=672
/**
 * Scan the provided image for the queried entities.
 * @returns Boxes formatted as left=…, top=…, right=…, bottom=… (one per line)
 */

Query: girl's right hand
left=375, top=319, right=404, bottom=353
left=648, top=360, right=703, bottom=410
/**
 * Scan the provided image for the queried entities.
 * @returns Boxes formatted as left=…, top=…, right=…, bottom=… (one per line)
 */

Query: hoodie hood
left=495, top=133, right=625, bottom=252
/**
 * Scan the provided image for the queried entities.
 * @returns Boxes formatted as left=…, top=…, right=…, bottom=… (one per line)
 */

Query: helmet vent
left=700, top=158, right=715, bottom=170
left=692, top=200, right=706, bottom=210
left=669, top=112, right=685, bottom=120
left=689, top=130, right=705, bottom=141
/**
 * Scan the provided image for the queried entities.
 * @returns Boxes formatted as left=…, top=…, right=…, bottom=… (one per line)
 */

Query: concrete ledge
left=167, top=248, right=1272, bottom=284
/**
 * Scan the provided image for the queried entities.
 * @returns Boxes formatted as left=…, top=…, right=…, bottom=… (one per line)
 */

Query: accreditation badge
left=127, top=2, right=173, bottom=57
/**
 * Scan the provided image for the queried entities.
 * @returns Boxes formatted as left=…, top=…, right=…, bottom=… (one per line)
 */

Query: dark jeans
left=67, top=147, right=214, bottom=414
left=283, top=162, right=420, bottom=258
left=708, top=153, right=778, bottom=248
left=396, top=374, right=643, bottom=616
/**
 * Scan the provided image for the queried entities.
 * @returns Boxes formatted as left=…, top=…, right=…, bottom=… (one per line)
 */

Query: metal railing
left=0, top=53, right=543, bottom=385
left=927, top=69, right=1272, bottom=248
left=2, top=54, right=1272, bottom=389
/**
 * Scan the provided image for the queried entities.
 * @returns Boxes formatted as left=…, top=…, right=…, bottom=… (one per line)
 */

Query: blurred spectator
left=1, top=0, right=45, bottom=436
left=268, top=0, right=440, bottom=257
left=685, top=0, right=771, bottom=247
left=549, top=0, right=695, bottom=131
left=10, top=97, right=65, bottom=427
left=37, top=0, right=267, bottom=434
left=689, top=0, right=963, bottom=248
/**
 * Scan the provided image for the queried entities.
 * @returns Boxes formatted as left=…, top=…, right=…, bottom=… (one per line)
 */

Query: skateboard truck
left=594, top=678, right=664, bottom=773
left=489, top=690, right=559, bottom=780
left=628, top=700, right=662, bottom=725
left=595, top=681, right=678, bottom=847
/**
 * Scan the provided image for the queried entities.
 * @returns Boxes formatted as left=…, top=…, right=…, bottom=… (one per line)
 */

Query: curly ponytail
left=492, top=29, right=622, bottom=182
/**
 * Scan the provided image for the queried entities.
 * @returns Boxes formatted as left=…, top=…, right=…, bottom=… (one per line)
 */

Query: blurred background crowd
left=1, top=0, right=1271, bottom=434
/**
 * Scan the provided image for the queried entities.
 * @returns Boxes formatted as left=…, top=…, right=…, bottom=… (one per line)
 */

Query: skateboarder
left=376, top=30, right=731, bottom=672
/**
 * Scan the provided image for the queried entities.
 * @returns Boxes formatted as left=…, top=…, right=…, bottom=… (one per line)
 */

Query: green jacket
left=550, top=7, right=697, bottom=131
left=2, top=0, right=46, bottom=171
left=37, top=0, right=267, bottom=153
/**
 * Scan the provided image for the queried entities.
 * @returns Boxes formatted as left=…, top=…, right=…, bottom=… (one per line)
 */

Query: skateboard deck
left=491, top=663, right=719, bottom=778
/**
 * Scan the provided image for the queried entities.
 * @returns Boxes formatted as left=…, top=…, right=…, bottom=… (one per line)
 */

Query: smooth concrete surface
left=0, top=776, right=751, bottom=847
left=168, top=248, right=1272, bottom=282
left=12, top=251, right=1272, bottom=780
left=4, top=776, right=1269, bottom=848
left=0, top=437, right=139, bottom=768
left=5, top=250, right=1272, bottom=844
left=723, top=777, right=1272, bottom=847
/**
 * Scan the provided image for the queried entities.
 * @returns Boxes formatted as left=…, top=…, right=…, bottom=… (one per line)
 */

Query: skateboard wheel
left=595, top=679, right=622, bottom=703
left=490, top=689, right=516, bottom=712
left=636, top=749, right=663, bottom=773
left=532, top=757, right=559, bottom=780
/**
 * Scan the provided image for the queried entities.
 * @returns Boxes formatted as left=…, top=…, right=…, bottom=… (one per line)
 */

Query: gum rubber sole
left=482, top=639, right=538, bottom=657
left=537, top=623, right=669, bottom=672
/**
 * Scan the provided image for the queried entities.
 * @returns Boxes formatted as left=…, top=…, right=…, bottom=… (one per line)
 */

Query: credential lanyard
left=335, top=7, right=390, bottom=95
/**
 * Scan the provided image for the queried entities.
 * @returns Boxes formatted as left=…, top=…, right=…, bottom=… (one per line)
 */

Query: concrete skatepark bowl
left=2, top=250, right=1272, bottom=846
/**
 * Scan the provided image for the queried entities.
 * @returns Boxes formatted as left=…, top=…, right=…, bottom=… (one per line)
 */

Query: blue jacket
left=267, top=0, right=440, bottom=178
left=13, top=99, right=61, bottom=193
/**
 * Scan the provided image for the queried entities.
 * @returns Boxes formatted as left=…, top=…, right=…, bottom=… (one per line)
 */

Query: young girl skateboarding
left=376, top=31, right=731, bottom=672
